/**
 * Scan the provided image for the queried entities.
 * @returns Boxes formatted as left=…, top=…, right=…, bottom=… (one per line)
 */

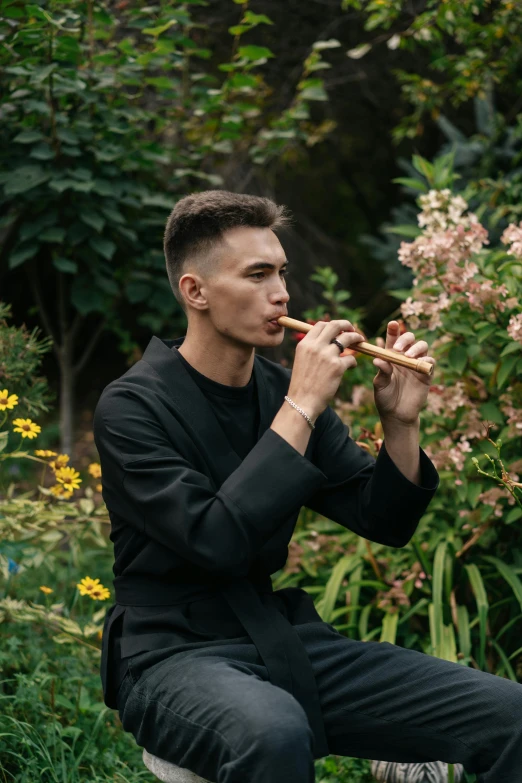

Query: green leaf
left=386, top=288, right=411, bottom=300
left=500, top=342, right=521, bottom=357
left=142, top=19, right=178, bottom=36
left=9, top=243, right=39, bottom=269
left=320, top=554, right=358, bottom=622
left=89, top=236, right=116, bottom=261
left=54, top=694, right=75, bottom=711
left=49, top=178, right=93, bottom=193
left=431, top=541, right=447, bottom=657
left=70, top=278, right=104, bottom=315
left=3, top=166, right=50, bottom=195
left=490, top=639, right=518, bottom=682
left=448, top=344, right=467, bottom=374
left=467, top=482, right=483, bottom=509
left=456, top=604, right=471, bottom=661
left=412, top=154, right=434, bottom=180
left=53, top=257, right=78, bottom=274
left=346, top=43, right=371, bottom=59
left=465, top=563, right=489, bottom=670
left=300, top=85, right=328, bottom=101
left=80, top=210, right=105, bottom=233
left=243, top=11, right=273, bottom=25
left=497, top=354, right=518, bottom=389
left=13, top=130, right=46, bottom=144
left=482, top=556, right=522, bottom=612
left=30, top=143, right=54, bottom=161
left=125, top=281, right=152, bottom=304
left=40, top=226, right=66, bottom=243
left=0, top=431, right=9, bottom=453
left=312, top=39, right=341, bottom=50
left=384, top=224, right=421, bottom=238
left=392, top=177, right=428, bottom=192
left=380, top=612, right=398, bottom=644
left=237, top=45, right=274, bottom=61
left=478, top=402, right=504, bottom=425
left=505, top=507, right=522, bottom=525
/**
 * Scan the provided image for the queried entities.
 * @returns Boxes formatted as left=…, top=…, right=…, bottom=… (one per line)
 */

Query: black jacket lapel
left=139, top=335, right=275, bottom=489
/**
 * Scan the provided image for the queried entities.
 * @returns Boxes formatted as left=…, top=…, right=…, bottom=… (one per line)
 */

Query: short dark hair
left=163, top=190, right=291, bottom=313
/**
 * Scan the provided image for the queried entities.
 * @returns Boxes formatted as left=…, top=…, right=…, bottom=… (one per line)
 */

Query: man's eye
left=250, top=270, right=288, bottom=279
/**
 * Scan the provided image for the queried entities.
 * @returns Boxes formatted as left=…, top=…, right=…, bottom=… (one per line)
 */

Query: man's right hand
left=286, top=319, right=365, bottom=421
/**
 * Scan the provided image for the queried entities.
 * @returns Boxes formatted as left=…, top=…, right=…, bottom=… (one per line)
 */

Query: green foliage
left=0, top=302, right=55, bottom=421
left=275, top=168, right=522, bottom=683
left=342, top=0, right=522, bottom=143
left=0, top=0, right=339, bottom=366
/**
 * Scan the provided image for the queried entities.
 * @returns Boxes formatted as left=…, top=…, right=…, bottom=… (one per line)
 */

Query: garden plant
left=1, top=155, right=521, bottom=780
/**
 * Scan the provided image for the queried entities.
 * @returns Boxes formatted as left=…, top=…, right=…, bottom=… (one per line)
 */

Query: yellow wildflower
left=0, top=389, right=18, bottom=410
left=39, top=586, right=53, bottom=594
left=76, top=576, right=110, bottom=601
left=49, top=484, right=73, bottom=499
left=96, top=483, right=102, bottom=492
left=49, top=454, right=69, bottom=471
left=55, top=466, right=82, bottom=491
left=12, top=418, right=41, bottom=439
left=35, top=450, right=58, bottom=458
left=88, top=462, right=102, bottom=479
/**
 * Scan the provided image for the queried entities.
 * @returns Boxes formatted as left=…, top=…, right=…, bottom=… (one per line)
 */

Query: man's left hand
left=372, top=321, right=436, bottom=426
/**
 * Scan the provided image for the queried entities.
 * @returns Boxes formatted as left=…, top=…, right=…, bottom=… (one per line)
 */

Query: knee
left=242, top=698, right=313, bottom=755
left=484, top=678, right=522, bottom=737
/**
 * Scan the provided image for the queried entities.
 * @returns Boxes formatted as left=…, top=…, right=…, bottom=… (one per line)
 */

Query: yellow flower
left=12, top=418, right=41, bottom=439
left=76, top=576, right=110, bottom=601
left=35, top=450, right=58, bottom=458
left=88, top=462, right=102, bottom=479
left=0, top=389, right=18, bottom=411
left=96, top=483, right=102, bottom=492
left=49, top=454, right=69, bottom=471
left=49, top=484, right=73, bottom=499
left=55, top=466, right=82, bottom=491
left=39, top=585, right=53, bottom=594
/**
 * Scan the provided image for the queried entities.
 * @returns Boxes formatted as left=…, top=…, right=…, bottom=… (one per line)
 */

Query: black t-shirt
left=173, top=347, right=260, bottom=461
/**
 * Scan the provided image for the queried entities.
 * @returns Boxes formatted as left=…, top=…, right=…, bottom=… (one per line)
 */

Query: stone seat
left=143, top=747, right=466, bottom=783
left=143, top=749, right=213, bottom=783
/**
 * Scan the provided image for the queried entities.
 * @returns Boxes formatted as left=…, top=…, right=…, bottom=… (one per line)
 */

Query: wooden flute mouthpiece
left=277, top=316, right=434, bottom=377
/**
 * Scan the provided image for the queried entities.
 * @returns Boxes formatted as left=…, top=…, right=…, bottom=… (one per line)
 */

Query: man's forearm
left=381, top=417, right=421, bottom=485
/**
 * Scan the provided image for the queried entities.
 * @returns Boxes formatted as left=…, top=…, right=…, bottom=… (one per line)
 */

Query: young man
left=94, top=191, right=522, bottom=783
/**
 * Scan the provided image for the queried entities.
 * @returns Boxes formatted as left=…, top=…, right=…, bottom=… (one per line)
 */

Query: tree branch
left=73, top=317, right=108, bottom=378
left=25, top=260, right=61, bottom=360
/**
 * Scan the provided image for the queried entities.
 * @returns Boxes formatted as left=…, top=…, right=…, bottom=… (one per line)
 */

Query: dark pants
left=116, top=621, right=522, bottom=783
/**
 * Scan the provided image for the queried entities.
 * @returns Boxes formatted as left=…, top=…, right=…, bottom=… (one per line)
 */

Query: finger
left=373, top=357, right=393, bottom=375
left=338, top=332, right=365, bottom=352
left=392, top=332, right=416, bottom=352
left=404, top=341, right=429, bottom=357
left=385, top=321, right=402, bottom=351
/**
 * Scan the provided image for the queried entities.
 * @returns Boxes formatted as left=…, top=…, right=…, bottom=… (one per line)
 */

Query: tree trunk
left=59, top=332, right=75, bottom=457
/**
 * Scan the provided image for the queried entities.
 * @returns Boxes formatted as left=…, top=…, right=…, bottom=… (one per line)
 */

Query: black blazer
left=94, top=335, right=439, bottom=757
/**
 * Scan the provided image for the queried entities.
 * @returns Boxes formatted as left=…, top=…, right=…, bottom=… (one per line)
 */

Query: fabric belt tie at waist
left=102, top=576, right=329, bottom=758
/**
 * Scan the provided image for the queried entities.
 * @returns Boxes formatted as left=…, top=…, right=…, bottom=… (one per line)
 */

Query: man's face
left=190, top=225, right=290, bottom=347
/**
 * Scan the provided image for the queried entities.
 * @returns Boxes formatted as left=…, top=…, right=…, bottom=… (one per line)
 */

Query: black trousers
left=116, top=621, right=522, bottom=783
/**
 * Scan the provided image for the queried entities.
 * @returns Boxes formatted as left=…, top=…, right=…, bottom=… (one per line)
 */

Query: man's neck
left=177, top=332, right=255, bottom=388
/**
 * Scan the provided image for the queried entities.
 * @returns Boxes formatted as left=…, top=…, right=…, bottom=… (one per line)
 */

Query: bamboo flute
left=276, top=316, right=434, bottom=377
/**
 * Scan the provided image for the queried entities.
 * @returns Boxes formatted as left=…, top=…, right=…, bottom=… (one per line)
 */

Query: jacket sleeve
left=93, top=386, right=329, bottom=577
left=305, top=405, right=440, bottom=547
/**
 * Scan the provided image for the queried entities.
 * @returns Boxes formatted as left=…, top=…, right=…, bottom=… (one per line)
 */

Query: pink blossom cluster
left=501, top=222, right=522, bottom=258
left=499, top=390, right=522, bottom=438
left=397, top=190, right=521, bottom=329
left=507, top=313, right=522, bottom=344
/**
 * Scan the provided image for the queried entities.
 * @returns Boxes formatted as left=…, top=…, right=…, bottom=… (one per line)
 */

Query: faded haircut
left=163, top=190, right=291, bottom=313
